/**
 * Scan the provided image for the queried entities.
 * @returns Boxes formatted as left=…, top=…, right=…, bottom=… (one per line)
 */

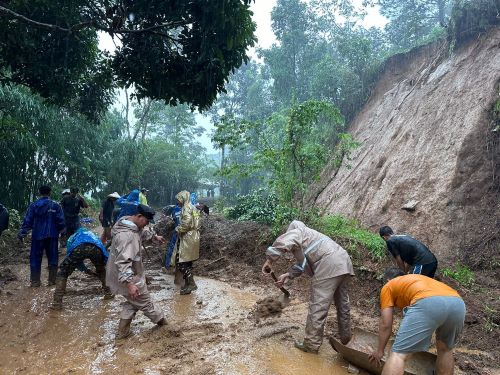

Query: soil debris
left=254, top=296, right=284, bottom=322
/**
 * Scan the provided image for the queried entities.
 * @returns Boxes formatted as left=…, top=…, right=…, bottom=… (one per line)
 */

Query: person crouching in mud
left=173, top=190, right=201, bottom=295
left=262, top=220, right=354, bottom=354
left=106, top=204, right=167, bottom=339
left=50, top=227, right=113, bottom=310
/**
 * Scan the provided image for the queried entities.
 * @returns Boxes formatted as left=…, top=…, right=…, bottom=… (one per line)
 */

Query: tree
left=0, top=83, right=116, bottom=209
left=260, top=0, right=316, bottom=107
left=376, top=0, right=453, bottom=50
left=0, top=0, right=257, bottom=111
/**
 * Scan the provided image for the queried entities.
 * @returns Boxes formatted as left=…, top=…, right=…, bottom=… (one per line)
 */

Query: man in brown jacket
left=106, top=204, right=166, bottom=339
left=262, top=220, right=354, bottom=353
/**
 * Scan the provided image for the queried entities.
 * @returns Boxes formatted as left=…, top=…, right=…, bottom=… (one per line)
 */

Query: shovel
left=265, top=267, right=291, bottom=306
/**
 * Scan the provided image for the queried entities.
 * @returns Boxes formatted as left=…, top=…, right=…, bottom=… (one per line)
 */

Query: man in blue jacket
left=50, top=227, right=113, bottom=310
left=18, top=185, right=66, bottom=287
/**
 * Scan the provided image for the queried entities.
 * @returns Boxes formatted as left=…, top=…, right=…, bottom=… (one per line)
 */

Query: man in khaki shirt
left=106, top=204, right=166, bottom=339
left=262, top=220, right=354, bottom=353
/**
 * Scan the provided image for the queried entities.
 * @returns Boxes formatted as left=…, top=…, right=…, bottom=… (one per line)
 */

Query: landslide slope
left=313, top=28, right=500, bottom=264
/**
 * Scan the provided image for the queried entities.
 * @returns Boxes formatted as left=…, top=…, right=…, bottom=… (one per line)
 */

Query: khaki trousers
left=304, top=274, right=351, bottom=350
left=121, top=291, right=164, bottom=324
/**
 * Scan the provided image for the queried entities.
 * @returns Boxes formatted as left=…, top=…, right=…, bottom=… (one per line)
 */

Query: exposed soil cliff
left=313, top=28, right=500, bottom=266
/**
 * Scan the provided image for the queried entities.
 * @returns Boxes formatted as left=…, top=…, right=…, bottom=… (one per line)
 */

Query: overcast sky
left=99, top=2, right=387, bottom=154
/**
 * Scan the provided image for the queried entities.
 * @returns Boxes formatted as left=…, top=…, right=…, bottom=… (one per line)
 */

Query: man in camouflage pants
left=51, top=228, right=113, bottom=310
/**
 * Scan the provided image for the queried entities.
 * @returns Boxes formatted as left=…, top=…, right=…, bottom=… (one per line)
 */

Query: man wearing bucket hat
left=99, top=192, right=120, bottom=243
left=106, top=204, right=167, bottom=339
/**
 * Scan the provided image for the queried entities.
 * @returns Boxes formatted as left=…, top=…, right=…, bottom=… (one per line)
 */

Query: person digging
left=50, top=228, right=113, bottom=310
left=262, top=220, right=354, bottom=354
left=369, top=268, right=466, bottom=375
left=106, top=204, right=167, bottom=339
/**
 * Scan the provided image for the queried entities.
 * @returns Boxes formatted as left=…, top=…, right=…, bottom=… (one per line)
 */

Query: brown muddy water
left=0, top=265, right=354, bottom=375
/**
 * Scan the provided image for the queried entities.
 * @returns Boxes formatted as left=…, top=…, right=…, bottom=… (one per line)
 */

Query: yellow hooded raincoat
left=175, top=191, right=201, bottom=263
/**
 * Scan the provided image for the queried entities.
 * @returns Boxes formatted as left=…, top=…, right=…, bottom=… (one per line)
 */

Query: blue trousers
left=164, top=232, right=177, bottom=268
left=30, top=237, right=59, bottom=281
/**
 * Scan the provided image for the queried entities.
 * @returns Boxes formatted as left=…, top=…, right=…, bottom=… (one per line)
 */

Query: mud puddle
left=0, top=264, right=352, bottom=375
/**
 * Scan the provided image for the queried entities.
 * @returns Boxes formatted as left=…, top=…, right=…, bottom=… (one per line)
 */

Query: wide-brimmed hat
left=62, top=189, right=70, bottom=195
left=141, top=187, right=149, bottom=193
left=108, top=192, right=121, bottom=199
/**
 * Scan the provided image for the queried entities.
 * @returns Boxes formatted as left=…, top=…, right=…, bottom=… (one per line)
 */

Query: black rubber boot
left=180, top=274, right=197, bottom=295
left=102, top=285, right=114, bottom=300
left=30, top=271, right=41, bottom=287
left=174, top=268, right=183, bottom=285
left=188, top=274, right=197, bottom=291
left=47, top=267, right=58, bottom=286
left=116, top=319, right=133, bottom=340
left=156, top=317, right=167, bottom=326
left=50, top=277, right=67, bottom=310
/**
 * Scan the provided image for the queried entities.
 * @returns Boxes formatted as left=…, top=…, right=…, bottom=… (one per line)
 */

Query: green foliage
left=313, top=215, right=386, bottom=260
left=377, top=0, right=452, bottom=51
left=442, top=263, right=475, bottom=287
left=0, top=83, right=113, bottom=210
left=103, top=102, right=208, bottom=206
left=0, top=0, right=257, bottom=111
left=268, top=100, right=345, bottom=208
left=226, top=189, right=279, bottom=224
left=0, top=0, right=114, bottom=120
left=448, top=0, right=500, bottom=47
left=7, top=209, right=22, bottom=230
left=493, top=99, right=500, bottom=132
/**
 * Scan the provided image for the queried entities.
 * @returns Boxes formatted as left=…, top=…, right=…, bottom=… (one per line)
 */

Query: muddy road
left=0, top=261, right=360, bottom=375
left=0, top=214, right=498, bottom=374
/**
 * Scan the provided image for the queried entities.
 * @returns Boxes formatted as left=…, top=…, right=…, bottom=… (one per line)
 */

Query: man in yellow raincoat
left=173, top=191, right=201, bottom=295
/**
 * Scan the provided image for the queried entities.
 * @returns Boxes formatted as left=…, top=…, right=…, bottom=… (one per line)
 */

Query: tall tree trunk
left=437, top=0, right=446, bottom=26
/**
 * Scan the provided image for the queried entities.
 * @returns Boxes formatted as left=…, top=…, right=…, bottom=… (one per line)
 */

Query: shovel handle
left=270, top=271, right=291, bottom=297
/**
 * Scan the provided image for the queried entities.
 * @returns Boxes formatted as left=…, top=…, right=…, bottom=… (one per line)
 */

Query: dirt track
left=0, top=214, right=498, bottom=374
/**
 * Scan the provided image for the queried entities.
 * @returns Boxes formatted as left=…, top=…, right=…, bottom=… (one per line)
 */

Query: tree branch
left=0, top=5, right=70, bottom=32
left=0, top=5, right=186, bottom=38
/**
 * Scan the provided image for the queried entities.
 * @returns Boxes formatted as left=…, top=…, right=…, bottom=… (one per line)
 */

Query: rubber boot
left=180, top=274, right=191, bottom=295
left=156, top=317, right=167, bottom=326
left=47, top=267, right=58, bottom=286
left=116, top=319, right=133, bottom=340
left=180, top=274, right=197, bottom=295
left=188, top=274, right=197, bottom=291
left=30, top=271, right=41, bottom=288
left=174, top=268, right=183, bottom=285
left=102, top=285, right=114, bottom=300
left=50, top=277, right=67, bottom=310
left=294, top=340, right=319, bottom=354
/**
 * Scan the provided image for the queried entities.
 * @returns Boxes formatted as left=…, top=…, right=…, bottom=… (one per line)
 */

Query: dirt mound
left=155, top=213, right=273, bottom=266
left=253, top=296, right=284, bottom=322
left=0, top=267, right=17, bottom=286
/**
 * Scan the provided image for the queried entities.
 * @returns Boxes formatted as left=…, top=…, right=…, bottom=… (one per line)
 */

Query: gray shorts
left=392, top=296, right=466, bottom=353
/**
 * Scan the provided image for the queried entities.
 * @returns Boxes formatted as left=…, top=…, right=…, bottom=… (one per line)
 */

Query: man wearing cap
left=139, top=188, right=149, bottom=206
left=106, top=204, right=167, bottom=339
left=99, top=192, right=120, bottom=243
left=18, top=185, right=66, bottom=287
left=60, top=187, right=88, bottom=240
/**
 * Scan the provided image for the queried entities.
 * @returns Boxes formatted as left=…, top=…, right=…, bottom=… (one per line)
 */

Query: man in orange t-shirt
left=369, top=268, right=466, bottom=375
